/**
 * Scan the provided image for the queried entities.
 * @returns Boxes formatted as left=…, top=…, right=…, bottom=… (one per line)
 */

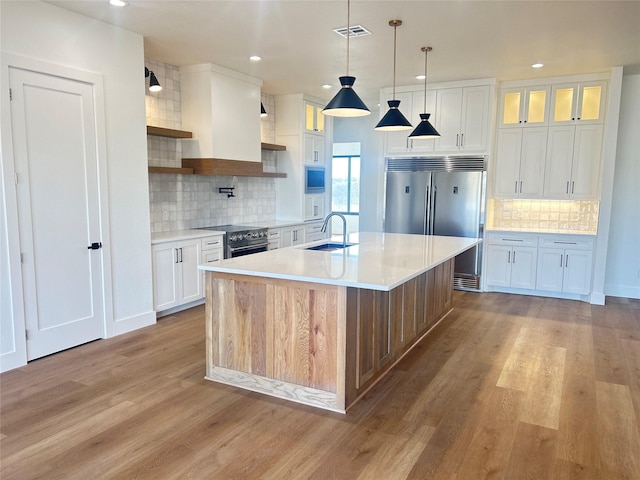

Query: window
left=332, top=143, right=360, bottom=214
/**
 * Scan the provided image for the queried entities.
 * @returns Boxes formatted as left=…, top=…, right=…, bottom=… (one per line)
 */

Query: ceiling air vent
left=333, top=25, right=371, bottom=38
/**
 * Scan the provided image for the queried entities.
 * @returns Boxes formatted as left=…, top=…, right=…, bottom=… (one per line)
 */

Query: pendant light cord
left=422, top=47, right=431, bottom=112
left=392, top=23, right=397, bottom=99
left=346, top=0, right=350, bottom=77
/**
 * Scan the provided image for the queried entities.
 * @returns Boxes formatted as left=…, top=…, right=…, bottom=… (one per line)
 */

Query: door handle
left=507, top=251, right=511, bottom=263
left=456, top=133, right=459, bottom=147
left=87, top=242, right=102, bottom=250
left=460, top=133, right=464, bottom=147
left=513, top=251, right=516, bottom=263
left=560, top=254, right=563, bottom=267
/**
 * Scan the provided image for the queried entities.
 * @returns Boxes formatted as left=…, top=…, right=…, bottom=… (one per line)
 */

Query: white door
left=435, top=88, right=463, bottom=152
left=179, top=241, right=202, bottom=304
left=493, top=129, right=522, bottom=198
left=536, top=248, right=565, bottom=292
left=571, top=125, right=603, bottom=199
left=518, top=127, right=548, bottom=198
left=10, top=68, right=105, bottom=360
left=484, top=245, right=511, bottom=287
left=544, top=126, right=575, bottom=198
left=563, top=249, right=593, bottom=294
left=510, top=246, right=537, bottom=289
left=152, top=243, right=180, bottom=311
left=459, top=85, right=490, bottom=152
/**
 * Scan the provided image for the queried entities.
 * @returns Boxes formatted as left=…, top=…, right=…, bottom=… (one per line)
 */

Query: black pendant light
left=260, top=103, right=268, bottom=117
left=409, top=47, right=440, bottom=139
left=323, top=0, right=370, bottom=117
left=375, top=20, right=412, bottom=131
left=145, top=67, right=162, bottom=92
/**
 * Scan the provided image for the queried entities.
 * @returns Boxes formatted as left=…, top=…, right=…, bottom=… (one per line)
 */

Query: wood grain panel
left=504, top=422, right=557, bottom=480
left=390, top=285, right=404, bottom=355
left=520, top=345, right=567, bottom=430
left=403, top=277, right=417, bottom=346
left=357, top=289, right=376, bottom=388
left=375, top=290, right=392, bottom=369
left=308, top=289, right=338, bottom=392
left=415, top=272, right=428, bottom=334
left=595, top=381, right=640, bottom=478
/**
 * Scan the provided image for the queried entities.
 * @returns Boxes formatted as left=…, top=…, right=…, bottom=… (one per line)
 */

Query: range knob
left=230, top=234, right=237, bottom=241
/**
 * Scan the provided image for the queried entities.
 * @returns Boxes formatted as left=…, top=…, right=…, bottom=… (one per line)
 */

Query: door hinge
left=15, top=172, right=18, bottom=185
left=20, top=253, right=24, bottom=264
left=25, top=330, right=29, bottom=340
left=9, top=88, right=13, bottom=101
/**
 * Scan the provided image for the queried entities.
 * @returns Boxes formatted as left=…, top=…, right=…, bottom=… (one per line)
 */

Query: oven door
left=227, top=243, right=268, bottom=258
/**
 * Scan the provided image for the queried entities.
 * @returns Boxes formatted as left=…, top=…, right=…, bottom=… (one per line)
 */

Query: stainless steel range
left=199, top=225, right=268, bottom=258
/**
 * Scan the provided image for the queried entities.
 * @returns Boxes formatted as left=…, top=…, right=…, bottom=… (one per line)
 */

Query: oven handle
left=228, top=243, right=269, bottom=254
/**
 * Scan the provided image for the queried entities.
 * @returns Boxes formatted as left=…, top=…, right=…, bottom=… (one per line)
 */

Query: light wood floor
left=2, top=292, right=640, bottom=479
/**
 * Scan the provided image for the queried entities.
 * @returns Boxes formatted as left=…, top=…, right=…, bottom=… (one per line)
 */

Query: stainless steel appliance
left=384, top=156, right=486, bottom=291
left=199, top=225, right=268, bottom=258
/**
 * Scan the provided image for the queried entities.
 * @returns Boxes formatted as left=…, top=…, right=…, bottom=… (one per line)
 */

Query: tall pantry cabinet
left=275, top=94, right=330, bottom=221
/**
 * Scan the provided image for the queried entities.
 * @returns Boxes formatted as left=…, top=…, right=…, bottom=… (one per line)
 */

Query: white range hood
left=180, top=63, right=262, bottom=163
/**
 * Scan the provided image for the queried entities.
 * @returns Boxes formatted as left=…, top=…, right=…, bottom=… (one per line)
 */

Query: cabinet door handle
left=513, top=251, right=516, bottom=263
left=175, top=248, right=179, bottom=264
left=565, top=254, right=569, bottom=268
left=571, top=181, right=575, bottom=194
left=456, top=134, right=459, bottom=147
left=507, top=251, right=511, bottom=263
left=520, top=181, right=523, bottom=193
left=566, top=181, right=570, bottom=194
left=560, top=254, right=563, bottom=267
left=460, top=133, right=464, bottom=146
left=515, top=181, right=518, bottom=194
left=179, top=247, right=183, bottom=263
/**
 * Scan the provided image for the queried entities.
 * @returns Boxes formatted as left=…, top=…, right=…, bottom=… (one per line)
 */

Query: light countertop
left=485, top=227, right=596, bottom=236
left=198, top=232, right=480, bottom=291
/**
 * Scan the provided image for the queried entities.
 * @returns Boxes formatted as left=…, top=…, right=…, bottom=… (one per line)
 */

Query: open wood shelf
left=148, top=166, right=194, bottom=175
left=146, top=126, right=193, bottom=138
left=182, top=158, right=286, bottom=178
left=261, top=142, right=286, bottom=151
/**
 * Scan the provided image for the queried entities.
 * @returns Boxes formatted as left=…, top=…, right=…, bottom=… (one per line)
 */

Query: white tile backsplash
left=146, top=58, right=279, bottom=232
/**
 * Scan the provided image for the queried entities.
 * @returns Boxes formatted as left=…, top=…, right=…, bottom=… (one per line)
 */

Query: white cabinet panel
left=152, top=242, right=181, bottom=311
left=485, top=243, right=537, bottom=289
left=304, top=195, right=325, bottom=220
left=544, top=124, right=603, bottom=199
left=494, top=127, right=546, bottom=198
left=435, top=85, right=490, bottom=153
left=536, top=237, right=594, bottom=295
left=180, top=242, right=202, bottom=304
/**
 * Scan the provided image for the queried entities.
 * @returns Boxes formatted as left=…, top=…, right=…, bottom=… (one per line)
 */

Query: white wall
left=1, top=1, right=155, bottom=370
left=605, top=73, right=640, bottom=298
left=333, top=111, right=384, bottom=233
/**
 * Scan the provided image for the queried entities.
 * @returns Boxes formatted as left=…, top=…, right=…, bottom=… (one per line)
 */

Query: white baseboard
left=111, top=310, right=156, bottom=336
left=604, top=284, right=640, bottom=300
left=0, top=350, right=28, bottom=373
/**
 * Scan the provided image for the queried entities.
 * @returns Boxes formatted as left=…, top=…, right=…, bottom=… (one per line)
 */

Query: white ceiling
left=47, top=0, right=640, bottom=107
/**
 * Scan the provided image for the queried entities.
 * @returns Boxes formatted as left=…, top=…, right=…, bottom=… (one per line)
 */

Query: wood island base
left=205, top=258, right=455, bottom=413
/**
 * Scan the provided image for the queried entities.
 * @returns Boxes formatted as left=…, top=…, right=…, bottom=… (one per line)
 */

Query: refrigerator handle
left=424, top=185, right=431, bottom=235
left=430, top=186, right=437, bottom=235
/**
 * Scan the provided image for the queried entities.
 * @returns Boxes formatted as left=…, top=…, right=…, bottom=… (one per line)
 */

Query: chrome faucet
left=321, top=212, right=347, bottom=247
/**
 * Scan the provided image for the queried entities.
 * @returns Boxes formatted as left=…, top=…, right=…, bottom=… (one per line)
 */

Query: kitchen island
left=200, top=232, right=480, bottom=413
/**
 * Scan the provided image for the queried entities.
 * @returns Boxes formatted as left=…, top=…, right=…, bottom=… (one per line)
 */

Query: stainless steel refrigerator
left=384, top=156, right=486, bottom=291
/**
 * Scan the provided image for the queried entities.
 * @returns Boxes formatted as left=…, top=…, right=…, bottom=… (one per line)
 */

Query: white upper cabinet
left=180, top=63, right=262, bottom=162
left=304, top=100, right=325, bottom=134
left=550, top=81, right=606, bottom=125
left=499, top=86, right=550, bottom=128
left=494, top=127, right=547, bottom=198
left=435, top=85, right=491, bottom=153
left=544, top=124, right=603, bottom=199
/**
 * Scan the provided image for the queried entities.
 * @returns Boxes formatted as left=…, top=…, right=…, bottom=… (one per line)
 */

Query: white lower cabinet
left=536, top=237, right=594, bottom=294
left=152, top=234, right=223, bottom=313
left=280, top=225, right=306, bottom=247
left=305, top=222, right=325, bottom=243
left=485, top=232, right=595, bottom=298
left=485, top=241, right=538, bottom=289
left=152, top=239, right=202, bottom=311
left=268, top=229, right=281, bottom=250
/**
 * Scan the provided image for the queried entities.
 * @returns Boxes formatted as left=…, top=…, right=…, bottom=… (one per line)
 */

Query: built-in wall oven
left=199, top=225, right=268, bottom=258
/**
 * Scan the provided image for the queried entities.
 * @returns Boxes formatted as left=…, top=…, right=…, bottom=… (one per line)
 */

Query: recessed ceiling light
left=109, top=0, right=127, bottom=6
left=416, top=74, right=426, bottom=80
left=322, top=84, right=333, bottom=89
left=531, top=63, right=544, bottom=68
left=249, top=55, right=262, bottom=62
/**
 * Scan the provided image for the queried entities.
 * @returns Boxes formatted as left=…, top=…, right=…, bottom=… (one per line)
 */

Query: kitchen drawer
left=201, top=235, right=223, bottom=251
left=306, top=232, right=325, bottom=243
left=268, top=229, right=281, bottom=239
left=538, top=235, right=594, bottom=250
left=305, top=222, right=324, bottom=236
left=202, top=249, right=223, bottom=265
left=486, top=232, right=538, bottom=247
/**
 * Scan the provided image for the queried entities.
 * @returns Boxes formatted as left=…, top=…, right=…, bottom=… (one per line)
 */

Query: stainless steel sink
left=305, top=242, right=356, bottom=252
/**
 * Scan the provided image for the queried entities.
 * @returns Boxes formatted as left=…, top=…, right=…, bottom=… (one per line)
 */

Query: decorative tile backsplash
left=145, top=58, right=279, bottom=232
left=487, top=199, right=599, bottom=234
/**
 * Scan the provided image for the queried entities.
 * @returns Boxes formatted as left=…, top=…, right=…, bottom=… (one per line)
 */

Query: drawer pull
left=553, top=241, right=577, bottom=245
left=502, top=238, right=524, bottom=242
